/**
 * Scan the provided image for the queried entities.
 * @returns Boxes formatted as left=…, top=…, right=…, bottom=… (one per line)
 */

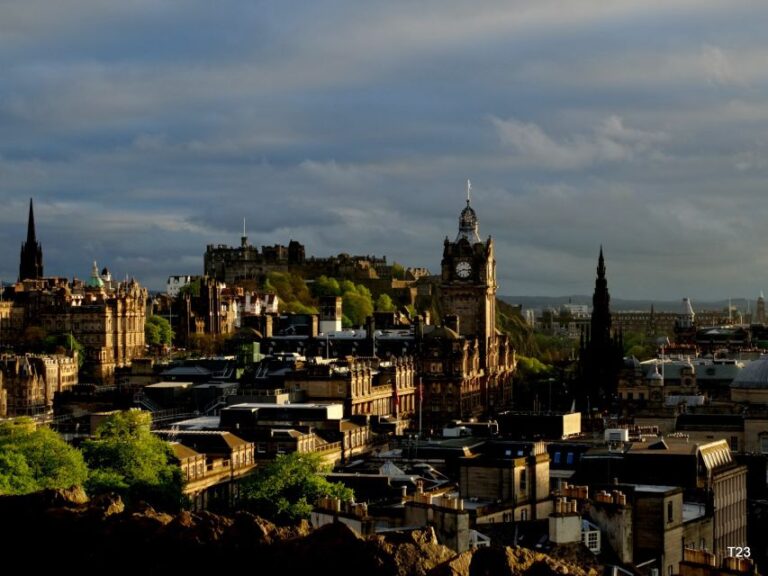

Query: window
left=521, top=509, right=528, bottom=521
left=587, top=532, right=599, bottom=551
left=553, top=451, right=561, bottom=464
left=730, top=436, right=739, bottom=451
left=627, top=392, right=634, bottom=400
left=667, top=501, right=673, bottom=523
left=520, top=469, right=527, bottom=492
left=566, top=452, right=574, bottom=465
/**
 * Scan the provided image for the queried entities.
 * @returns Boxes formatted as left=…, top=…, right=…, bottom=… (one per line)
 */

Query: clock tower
left=440, top=181, right=497, bottom=370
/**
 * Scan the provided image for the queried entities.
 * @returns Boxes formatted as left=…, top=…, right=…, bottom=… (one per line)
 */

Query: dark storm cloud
left=3, top=1, right=768, bottom=300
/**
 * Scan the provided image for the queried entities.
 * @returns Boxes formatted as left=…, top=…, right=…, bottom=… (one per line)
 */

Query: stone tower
left=19, top=198, right=43, bottom=281
left=439, top=182, right=497, bottom=370
left=578, top=247, right=623, bottom=410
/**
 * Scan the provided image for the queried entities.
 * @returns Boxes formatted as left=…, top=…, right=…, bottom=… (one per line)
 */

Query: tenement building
left=0, top=353, right=78, bottom=416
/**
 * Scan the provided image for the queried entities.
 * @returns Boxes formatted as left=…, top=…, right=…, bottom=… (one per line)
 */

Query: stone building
left=284, top=356, right=417, bottom=423
left=0, top=353, right=78, bottom=416
left=421, top=189, right=515, bottom=426
left=458, top=440, right=552, bottom=522
left=577, top=437, right=747, bottom=561
left=1, top=202, right=148, bottom=384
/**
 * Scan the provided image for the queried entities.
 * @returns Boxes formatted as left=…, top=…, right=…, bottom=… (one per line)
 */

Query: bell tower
left=439, top=180, right=497, bottom=369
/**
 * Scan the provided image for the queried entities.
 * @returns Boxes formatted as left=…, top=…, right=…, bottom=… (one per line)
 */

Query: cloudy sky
left=2, top=1, right=768, bottom=300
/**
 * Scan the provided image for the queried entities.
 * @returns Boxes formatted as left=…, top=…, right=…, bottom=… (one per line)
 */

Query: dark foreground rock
left=0, top=489, right=598, bottom=576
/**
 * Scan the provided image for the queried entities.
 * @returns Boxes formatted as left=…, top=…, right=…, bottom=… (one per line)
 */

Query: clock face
left=455, top=261, right=472, bottom=279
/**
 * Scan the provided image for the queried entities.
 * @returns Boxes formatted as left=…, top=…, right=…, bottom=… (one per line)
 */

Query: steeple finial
left=597, top=245, right=606, bottom=278
left=466, top=179, right=472, bottom=205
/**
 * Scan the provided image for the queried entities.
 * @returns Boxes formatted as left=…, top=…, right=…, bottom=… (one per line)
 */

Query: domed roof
left=730, top=357, right=768, bottom=389
left=456, top=180, right=481, bottom=243
left=646, top=364, right=663, bottom=383
left=87, top=261, right=104, bottom=289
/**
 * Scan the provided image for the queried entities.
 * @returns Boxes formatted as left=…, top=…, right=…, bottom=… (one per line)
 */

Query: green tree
left=342, top=292, right=373, bottom=327
left=265, top=272, right=317, bottom=314
left=0, top=418, right=88, bottom=495
left=145, top=315, right=173, bottom=348
left=176, top=278, right=201, bottom=298
left=391, top=262, right=406, bottom=280
left=240, top=452, right=353, bottom=523
left=375, top=293, right=396, bottom=312
left=623, top=331, right=655, bottom=360
left=312, top=275, right=341, bottom=298
left=42, top=332, right=85, bottom=368
left=81, top=410, right=182, bottom=510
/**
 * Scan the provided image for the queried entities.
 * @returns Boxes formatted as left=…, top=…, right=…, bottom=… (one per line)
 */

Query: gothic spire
left=19, top=198, right=43, bottom=281
left=26, top=198, right=37, bottom=244
left=591, top=246, right=612, bottom=345
left=597, top=245, right=605, bottom=278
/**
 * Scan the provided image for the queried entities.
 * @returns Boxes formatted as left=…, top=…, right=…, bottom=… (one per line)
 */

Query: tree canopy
left=240, top=452, right=353, bottom=523
left=375, top=293, right=395, bottom=312
left=145, top=315, right=173, bottom=348
left=0, top=418, right=88, bottom=495
left=264, top=271, right=318, bottom=314
left=81, top=410, right=182, bottom=510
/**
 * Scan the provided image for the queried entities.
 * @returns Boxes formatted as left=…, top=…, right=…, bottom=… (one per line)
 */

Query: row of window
left=552, top=451, right=577, bottom=465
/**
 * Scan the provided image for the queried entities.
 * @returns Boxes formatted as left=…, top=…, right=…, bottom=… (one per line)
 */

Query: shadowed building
left=578, top=248, right=624, bottom=411
left=19, top=198, right=43, bottom=282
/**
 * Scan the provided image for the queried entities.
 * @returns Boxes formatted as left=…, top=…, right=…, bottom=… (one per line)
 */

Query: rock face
left=0, top=490, right=597, bottom=576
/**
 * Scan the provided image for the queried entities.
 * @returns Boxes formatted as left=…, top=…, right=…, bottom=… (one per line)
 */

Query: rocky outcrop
left=430, top=545, right=600, bottom=576
left=0, top=489, right=597, bottom=576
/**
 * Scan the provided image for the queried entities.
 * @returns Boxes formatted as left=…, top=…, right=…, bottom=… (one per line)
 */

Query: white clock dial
left=455, top=261, right=472, bottom=278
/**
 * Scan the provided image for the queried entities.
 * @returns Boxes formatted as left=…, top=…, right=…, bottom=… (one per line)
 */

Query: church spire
left=19, top=198, right=44, bottom=281
left=26, top=198, right=37, bottom=245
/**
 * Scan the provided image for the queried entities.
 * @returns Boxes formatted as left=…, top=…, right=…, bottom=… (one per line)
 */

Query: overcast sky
left=2, top=1, right=768, bottom=300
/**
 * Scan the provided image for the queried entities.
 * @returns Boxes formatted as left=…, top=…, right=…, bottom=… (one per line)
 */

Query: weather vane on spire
left=466, top=179, right=472, bottom=204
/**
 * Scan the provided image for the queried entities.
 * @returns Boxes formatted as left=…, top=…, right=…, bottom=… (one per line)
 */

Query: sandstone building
left=0, top=202, right=147, bottom=384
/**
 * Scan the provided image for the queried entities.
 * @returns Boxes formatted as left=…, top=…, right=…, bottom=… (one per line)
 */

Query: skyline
left=3, top=2, right=768, bottom=299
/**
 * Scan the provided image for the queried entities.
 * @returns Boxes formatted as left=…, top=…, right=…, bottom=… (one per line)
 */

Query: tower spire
left=26, top=198, right=37, bottom=244
left=597, top=245, right=605, bottom=278
left=19, top=198, right=44, bottom=281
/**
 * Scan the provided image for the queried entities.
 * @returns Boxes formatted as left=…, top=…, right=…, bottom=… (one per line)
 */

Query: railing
left=314, top=441, right=342, bottom=454
left=133, top=391, right=161, bottom=412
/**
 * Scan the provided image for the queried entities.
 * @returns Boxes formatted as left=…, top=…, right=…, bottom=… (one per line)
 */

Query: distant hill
left=500, top=295, right=751, bottom=313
